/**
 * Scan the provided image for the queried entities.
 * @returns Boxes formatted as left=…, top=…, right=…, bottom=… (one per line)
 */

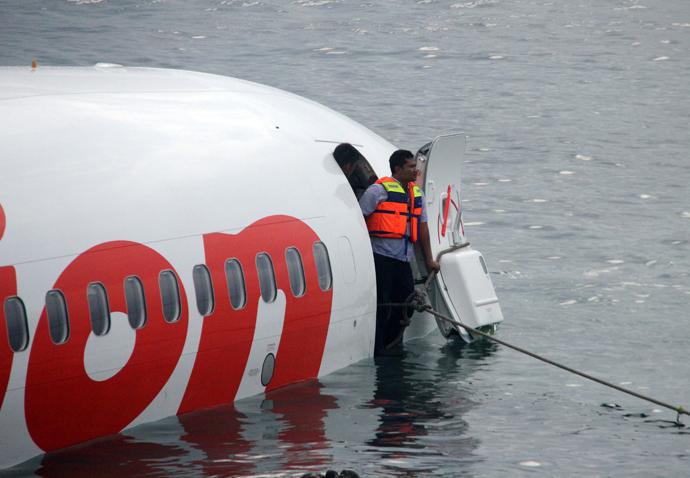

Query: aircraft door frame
left=414, top=134, right=469, bottom=338
left=416, top=133, right=467, bottom=259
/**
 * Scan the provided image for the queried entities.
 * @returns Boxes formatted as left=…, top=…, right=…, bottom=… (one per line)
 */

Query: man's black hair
left=389, top=149, right=414, bottom=175
left=333, top=143, right=363, bottom=168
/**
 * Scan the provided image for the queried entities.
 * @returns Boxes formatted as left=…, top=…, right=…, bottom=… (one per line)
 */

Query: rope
left=382, top=242, right=472, bottom=351
left=378, top=239, right=687, bottom=419
left=382, top=270, right=437, bottom=351
left=436, top=241, right=470, bottom=262
left=424, top=306, right=688, bottom=421
left=380, top=288, right=689, bottom=421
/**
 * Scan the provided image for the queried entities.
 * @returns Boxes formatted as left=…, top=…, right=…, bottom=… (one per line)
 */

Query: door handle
left=426, top=180, right=435, bottom=204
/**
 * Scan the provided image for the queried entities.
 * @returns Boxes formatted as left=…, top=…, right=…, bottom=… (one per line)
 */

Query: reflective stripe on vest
left=366, top=177, right=423, bottom=242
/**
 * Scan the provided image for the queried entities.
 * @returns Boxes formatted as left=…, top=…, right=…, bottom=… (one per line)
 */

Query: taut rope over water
left=378, top=245, right=688, bottom=422
left=382, top=242, right=472, bottom=350
left=422, top=305, right=688, bottom=422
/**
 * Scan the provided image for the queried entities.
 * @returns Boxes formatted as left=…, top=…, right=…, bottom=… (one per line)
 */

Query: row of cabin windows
left=3, top=242, right=333, bottom=352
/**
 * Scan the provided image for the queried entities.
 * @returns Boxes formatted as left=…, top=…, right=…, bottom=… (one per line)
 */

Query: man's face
left=397, top=157, right=419, bottom=183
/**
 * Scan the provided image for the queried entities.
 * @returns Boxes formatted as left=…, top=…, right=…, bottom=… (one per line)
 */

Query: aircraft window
left=256, top=253, right=277, bottom=303
left=46, top=290, right=70, bottom=345
left=193, top=264, right=215, bottom=316
left=285, top=247, right=306, bottom=298
left=159, top=270, right=181, bottom=323
left=313, top=242, right=333, bottom=292
left=87, top=282, right=111, bottom=336
left=124, top=276, right=147, bottom=329
left=225, top=259, right=247, bottom=310
left=4, top=297, right=29, bottom=352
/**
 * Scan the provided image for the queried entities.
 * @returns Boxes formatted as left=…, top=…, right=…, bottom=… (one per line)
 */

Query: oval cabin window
left=124, top=276, right=147, bottom=329
left=87, top=282, right=111, bottom=336
left=4, top=297, right=29, bottom=352
left=313, top=241, right=333, bottom=292
left=192, top=264, right=215, bottom=316
left=256, top=253, right=277, bottom=303
left=159, top=270, right=181, bottom=323
left=285, top=247, right=306, bottom=297
left=46, top=290, right=70, bottom=345
left=225, top=259, right=247, bottom=310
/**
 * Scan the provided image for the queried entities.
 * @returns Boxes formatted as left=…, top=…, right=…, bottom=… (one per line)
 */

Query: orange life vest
left=366, top=177, right=423, bottom=242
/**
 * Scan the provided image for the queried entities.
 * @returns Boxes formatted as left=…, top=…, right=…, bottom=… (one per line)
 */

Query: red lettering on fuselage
left=19, top=215, right=332, bottom=453
left=178, top=215, right=333, bottom=412
left=0, top=266, right=17, bottom=411
left=25, top=241, right=188, bottom=452
left=263, top=217, right=332, bottom=392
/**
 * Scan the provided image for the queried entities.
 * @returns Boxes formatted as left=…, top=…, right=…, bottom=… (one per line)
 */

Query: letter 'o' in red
left=25, top=241, right=188, bottom=452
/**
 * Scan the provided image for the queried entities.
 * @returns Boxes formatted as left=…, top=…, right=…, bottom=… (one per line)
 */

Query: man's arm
left=418, top=221, right=440, bottom=273
left=359, top=183, right=386, bottom=217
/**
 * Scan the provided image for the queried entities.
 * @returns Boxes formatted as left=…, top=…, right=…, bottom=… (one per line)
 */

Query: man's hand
left=419, top=222, right=440, bottom=274
left=426, top=259, right=441, bottom=274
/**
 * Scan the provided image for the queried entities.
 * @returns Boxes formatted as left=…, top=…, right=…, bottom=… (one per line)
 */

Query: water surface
left=1, top=0, right=689, bottom=476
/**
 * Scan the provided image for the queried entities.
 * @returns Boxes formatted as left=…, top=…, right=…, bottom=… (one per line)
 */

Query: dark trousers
left=373, top=253, right=414, bottom=354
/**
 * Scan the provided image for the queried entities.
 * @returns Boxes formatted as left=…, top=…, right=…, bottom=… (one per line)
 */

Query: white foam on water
left=297, top=0, right=334, bottom=6
left=583, top=269, right=612, bottom=276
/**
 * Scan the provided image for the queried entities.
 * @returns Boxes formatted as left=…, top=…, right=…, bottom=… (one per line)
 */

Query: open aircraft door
left=416, top=134, right=503, bottom=341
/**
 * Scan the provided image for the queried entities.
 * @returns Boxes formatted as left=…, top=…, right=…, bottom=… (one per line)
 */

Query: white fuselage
left=0, top=65, right=419, bottom=468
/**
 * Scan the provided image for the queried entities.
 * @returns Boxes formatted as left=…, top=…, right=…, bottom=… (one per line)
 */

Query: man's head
left=389, top=149, right=418, bottom=184
left=333, top=143, right=363, bottom=178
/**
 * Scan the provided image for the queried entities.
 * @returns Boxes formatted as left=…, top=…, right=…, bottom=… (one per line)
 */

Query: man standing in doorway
left=359, top=149, right=440, bottom=356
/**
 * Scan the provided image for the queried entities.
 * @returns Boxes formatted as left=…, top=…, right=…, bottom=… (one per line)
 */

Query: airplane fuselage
left=0, top=65, right=404, bottom=468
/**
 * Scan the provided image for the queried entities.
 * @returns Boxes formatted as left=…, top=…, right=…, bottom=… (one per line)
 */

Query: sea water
left=1, top=0, right=689, bottom=476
